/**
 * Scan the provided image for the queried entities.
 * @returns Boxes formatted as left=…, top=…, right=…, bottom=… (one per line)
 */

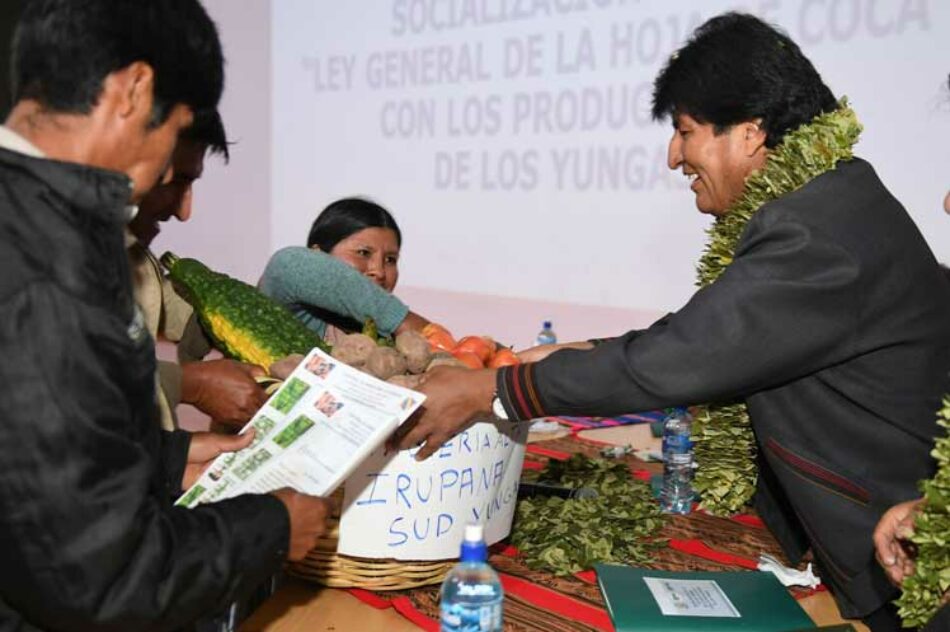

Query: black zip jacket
left=0, top=147, right=289, bottom=631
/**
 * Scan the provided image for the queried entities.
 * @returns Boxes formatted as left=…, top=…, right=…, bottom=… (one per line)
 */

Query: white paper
left=642, top=577, right=741, bottom=618
left=336, top=419, right=528, bottom=560
left=757, top=555, right=821, bottom=589
left=176, top=348, right=425, bottom=508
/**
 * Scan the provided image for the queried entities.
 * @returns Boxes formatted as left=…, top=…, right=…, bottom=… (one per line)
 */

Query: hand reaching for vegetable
left=181, top=359, right=267, bottom=428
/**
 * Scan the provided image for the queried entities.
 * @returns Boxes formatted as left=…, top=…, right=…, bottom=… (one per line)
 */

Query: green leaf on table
left=511, top=455, right=665, bottom=576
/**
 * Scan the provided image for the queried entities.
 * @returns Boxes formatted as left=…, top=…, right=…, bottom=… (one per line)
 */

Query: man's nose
left=667, top=133, right=683, bottom=170
left=175, top=188, right=193, bottom=222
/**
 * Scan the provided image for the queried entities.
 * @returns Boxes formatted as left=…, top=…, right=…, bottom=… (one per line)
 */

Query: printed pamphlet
left=176, top=348, right=425, bottom=508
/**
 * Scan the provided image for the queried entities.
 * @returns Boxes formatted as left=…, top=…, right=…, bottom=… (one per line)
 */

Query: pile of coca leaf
left=510, top=454, right=665, bottom=576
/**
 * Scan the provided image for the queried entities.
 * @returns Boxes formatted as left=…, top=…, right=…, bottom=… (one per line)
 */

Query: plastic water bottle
left=440, top=524, right=503, bottom=632
left=660, top=407, right=694, bottom=514
left=534, top=320, right=557, bottom=347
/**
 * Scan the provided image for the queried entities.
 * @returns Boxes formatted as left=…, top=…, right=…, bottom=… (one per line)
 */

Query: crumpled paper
left=757, top=553, right=821, bottom=589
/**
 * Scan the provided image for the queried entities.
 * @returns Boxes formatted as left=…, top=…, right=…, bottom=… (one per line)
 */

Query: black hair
left=652, top=12, right=837, bottom=148
left=307, top=198, right=402, bottom=251
left=181, top=109, right=229, bottom=163
left=11, top=0, right=223, bottom=126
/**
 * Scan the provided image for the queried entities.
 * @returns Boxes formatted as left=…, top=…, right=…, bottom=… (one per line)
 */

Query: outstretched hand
left=388, top=367, right=496, bottom=460
left=873, top=497, right=924, bottom=586
left=182, top=429, right=256, bottom=490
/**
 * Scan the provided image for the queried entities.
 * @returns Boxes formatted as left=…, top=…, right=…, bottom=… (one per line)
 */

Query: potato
left=331, top=333, right=376, bottom=368
left=387, top=373, right=423, bottom=389
left=365, top=346, right=409, bottom=381
left=425, top=351, right=466, bottom=371
left=268, top=353, right=304, bottom=380
left=395, top=330, right=432, bottom=374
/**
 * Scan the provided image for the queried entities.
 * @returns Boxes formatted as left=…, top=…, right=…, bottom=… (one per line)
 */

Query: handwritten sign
left=337, top=418, right=528, bottom=560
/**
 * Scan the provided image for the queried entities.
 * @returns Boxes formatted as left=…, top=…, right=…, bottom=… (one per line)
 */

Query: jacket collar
left=0, top=144, right=133, bottom=227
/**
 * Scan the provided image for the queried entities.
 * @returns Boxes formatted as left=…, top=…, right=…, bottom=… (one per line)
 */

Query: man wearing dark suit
left=398, top=14, right=950, bottom=631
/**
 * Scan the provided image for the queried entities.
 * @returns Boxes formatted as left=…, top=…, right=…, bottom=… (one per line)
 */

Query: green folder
left=595, top=565, right=816, bottom=631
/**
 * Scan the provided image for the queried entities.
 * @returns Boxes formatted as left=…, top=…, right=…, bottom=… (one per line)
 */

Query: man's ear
left=742, top=119, right=767, bottom=156
left=111, top=61, right=156, bottom=124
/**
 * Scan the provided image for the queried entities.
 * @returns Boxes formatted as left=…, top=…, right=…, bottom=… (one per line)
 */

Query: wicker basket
left=287, top=516, right=456, bottom=590
left=284, top=415, right=528, bottom=591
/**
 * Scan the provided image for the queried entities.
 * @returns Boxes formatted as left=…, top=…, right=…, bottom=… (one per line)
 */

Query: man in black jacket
left=397, top=14, right=950, bottom=631
left=0, top=2, right=330, bottom=630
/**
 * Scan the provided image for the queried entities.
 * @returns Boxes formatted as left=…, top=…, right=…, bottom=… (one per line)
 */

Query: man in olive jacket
left=399, top=14, right=950, bottom=631
left=0, top=2, right=329, bottom=630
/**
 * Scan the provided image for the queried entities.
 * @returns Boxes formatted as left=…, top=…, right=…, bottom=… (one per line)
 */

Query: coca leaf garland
left=896, top=400, right=950, bottom=627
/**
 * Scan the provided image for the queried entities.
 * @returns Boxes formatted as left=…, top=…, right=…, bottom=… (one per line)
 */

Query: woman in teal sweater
left=258, top=198, right=428, bottom=343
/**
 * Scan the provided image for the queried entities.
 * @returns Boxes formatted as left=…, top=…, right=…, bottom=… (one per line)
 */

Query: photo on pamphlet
left=270, top=377, right=310, bottom=414
left=233, top=448, right=274, bottom=480
left=315, top=390, right=344, bottom=418
left=305, top=355, right=336, bottom=379
left=249, top=415, right=277, bottom=447
left=179, top=484, right=206, bottom=507
left=272, top=414, right=316, bottom=449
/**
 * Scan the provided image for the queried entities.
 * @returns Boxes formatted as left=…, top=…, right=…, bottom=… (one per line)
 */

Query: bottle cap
left=464, top=523, right=484, bottom=543
left=459, top=523, right=487, bottom=563
left=543, top=320, right=552, bottom=329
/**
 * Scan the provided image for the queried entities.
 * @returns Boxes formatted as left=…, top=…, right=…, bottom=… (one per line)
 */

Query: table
left=241, top=424, right=870, bottom=631
left=241, top=582, right=420, bottom=631
left=240, top=580, right=865, bottom=631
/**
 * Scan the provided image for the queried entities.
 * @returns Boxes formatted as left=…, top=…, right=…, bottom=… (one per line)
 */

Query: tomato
left=422, top=322, right=454, bottom=340
left=487, top=348, right=520, bottom=368
left=455, top=335, right=494, bottom=364
left=451, top=350, right=484, bottom=369
left=425, top=329, right=457, bottom=352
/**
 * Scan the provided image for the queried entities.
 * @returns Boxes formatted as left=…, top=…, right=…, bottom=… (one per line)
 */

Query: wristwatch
left=491, top=392, right=509, bottom=420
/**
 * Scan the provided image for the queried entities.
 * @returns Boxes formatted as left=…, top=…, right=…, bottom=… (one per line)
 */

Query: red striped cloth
left=499, top=573, right=614, bottom=632
left=525, top=444, right=572, bottom=460
left=549, top=410, right=666, bottom=431
left=668, top=538, right=760, bottom=570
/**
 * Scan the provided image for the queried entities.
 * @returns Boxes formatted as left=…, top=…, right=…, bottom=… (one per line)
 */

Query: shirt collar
left=0, top=125, right=46, bottom=158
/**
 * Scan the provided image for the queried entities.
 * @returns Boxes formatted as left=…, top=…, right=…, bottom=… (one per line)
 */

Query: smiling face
left=667, top=112, right=768, bottom=216
left=324, top=227, right=400, bottom=292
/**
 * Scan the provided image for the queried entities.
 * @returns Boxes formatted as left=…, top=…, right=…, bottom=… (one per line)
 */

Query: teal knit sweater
left=258, top=246, right=409, bottom=338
